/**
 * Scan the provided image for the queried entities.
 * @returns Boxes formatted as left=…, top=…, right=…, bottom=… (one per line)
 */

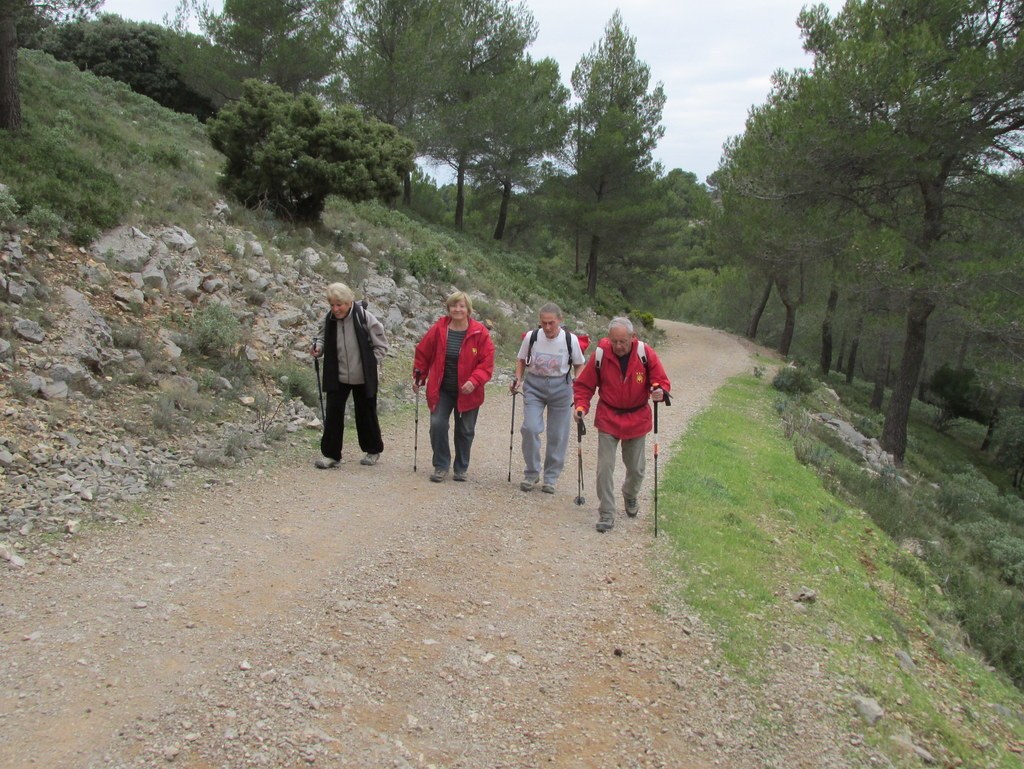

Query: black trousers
left=320, top=383, right=384, bottom=460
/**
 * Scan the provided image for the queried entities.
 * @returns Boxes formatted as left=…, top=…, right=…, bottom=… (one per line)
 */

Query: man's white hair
left=608, top=316, right=633, bottom=334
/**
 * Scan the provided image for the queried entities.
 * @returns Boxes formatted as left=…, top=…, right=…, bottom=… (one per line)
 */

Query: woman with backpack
left=310, top=282, right=389, bottom=469
left=509, top=303, right=587, bottom=494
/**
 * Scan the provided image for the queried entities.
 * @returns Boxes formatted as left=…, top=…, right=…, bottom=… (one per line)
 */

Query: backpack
left=524, top=326, right=590, bottom=379
left=593, top=340, right=647, bottom=374
left=524, top=326, right=589, bottom=361
left=594, top=340, right=671, bottom=405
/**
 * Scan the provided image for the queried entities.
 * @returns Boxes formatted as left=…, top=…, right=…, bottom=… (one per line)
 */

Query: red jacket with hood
left=414, top=316, right=495, bottom=413
left=573, top=337, right=671, bottom=440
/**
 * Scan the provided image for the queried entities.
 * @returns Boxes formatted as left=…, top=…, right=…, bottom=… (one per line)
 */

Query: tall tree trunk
left=820, top=284, right=839, bottom=375
left=746, top=277, right=772, bottom=339
left=586, top=234, right=600, bottom=295
left=956, top=332, right=970, bottom=370
left=870, top=334, right=891, bottom=412
left=0, top=7, right=20, bottom=132
left=493, top=179, right=511, bottom=240
left=981, top=407, right=999, bottom=452
left=917, top=359, right=928, bottom=402
left=836, top=330, right=847, bottom=375
left=775, top=274, right=798, bottom=357
left=454, top=160, right=466, bottom=230
left=846, top=314, right=864, bottom=385
left=882, top=292, right=936, bottom=464
left=402, top=170, right=412, bottom=207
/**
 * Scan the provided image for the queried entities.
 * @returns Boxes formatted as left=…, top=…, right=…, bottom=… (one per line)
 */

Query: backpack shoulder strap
left=594, top=345, right=604, bottom=370
left=526, top=328, right=540, bottom=364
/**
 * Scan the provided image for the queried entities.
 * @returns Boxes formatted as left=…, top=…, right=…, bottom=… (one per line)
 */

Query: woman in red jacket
left=413, top=291, right=495, bottom=482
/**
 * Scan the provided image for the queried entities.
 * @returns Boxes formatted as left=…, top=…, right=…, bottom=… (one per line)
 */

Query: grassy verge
left=1, top=50, right=220, bottom=243
left=656, top=373, right=1024, bottom=767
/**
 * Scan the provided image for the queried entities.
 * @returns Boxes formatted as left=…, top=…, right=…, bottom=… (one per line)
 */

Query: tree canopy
left=207, top=79, right=415, bottom=221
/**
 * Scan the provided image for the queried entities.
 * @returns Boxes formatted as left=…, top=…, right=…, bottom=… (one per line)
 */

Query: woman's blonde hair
left=326, top=282, right=355, bottom=303
left=445, top=290, right=473, bottom=315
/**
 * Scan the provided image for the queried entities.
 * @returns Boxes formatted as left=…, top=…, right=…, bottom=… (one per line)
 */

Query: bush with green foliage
left=185, top=303, right=242, bottom=358
left=629, top=310, right=655, bottom=331
left=926, top=364, right=993, bottom=429
left=207, top=81, right=415, bottom=222
left=0, top=186, right=17, bottom=228
left=771, top=365, right=815, bottom=395
left=35, top=14, right=216, bottom=121
left=993, top=409, right=1024, bottom=490
left=269, top=360, right=319, bottom=410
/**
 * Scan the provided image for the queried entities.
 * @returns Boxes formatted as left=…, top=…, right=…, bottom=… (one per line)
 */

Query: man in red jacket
left=573, top=317, right=671, bottom=533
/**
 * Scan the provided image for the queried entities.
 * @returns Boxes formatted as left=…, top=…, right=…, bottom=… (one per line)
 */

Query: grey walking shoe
left=314, top=457, right=339, bottom=469
left=453, top=471, right=467, bottom=482
left=430, top=469, right=448, bottom=482
left=624, top=497, right=639, bottom=517
left=520, top=478, right=539, bottom=492
left=541, top=483, right=556, bottom=494
left=596, top=515, right=614, bottom=533
left=360, top=453, right=380, bottom=466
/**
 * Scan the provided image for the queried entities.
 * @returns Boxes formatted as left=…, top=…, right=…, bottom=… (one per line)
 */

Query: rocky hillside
left=0, top=203, right=550, bottom=559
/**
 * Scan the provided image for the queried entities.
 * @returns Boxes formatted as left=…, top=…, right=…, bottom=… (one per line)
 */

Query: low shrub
left=772, top=365, right=815, bottom=395
left=936, top=471, right=1001, bottom=523
left=269, top=360, right=319, bottom=410
left=185, top=303, right=242, bottom=358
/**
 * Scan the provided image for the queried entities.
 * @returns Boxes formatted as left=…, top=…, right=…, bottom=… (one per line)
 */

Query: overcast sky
left=98, top=0, right=845, bottom=184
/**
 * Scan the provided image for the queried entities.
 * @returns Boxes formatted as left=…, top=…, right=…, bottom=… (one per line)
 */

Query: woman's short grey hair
left=326, top=282, right=355, bottom=303
left=538, top=302, right=563, bottom=319
left=608, top=316, right=634, bottom=334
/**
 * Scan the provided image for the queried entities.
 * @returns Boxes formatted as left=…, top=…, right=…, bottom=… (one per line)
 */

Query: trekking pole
left=413, top=370, right=422, bottom=472
left=313, top=352, right=325, bottom=423
left=651, top=384, right=671, bottom=537
left=574, top=410, right=586, bottom=506
left=654, top=399, right=660, bottom=537
left=507, top=391, right=517, bottom=482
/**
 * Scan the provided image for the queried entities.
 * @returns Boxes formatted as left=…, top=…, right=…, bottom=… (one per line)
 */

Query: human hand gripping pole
left=574, top=408, right=586, bottom=506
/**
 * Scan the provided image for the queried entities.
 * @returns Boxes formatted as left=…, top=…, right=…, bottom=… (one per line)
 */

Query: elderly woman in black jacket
left=310, top=282, right=389, bottom=468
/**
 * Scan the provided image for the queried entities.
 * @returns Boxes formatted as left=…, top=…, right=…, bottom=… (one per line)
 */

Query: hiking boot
left=541, top=483, right=556, bottom=494
left=596, top=515, right=614, bottom=533
left=624, top=497, right=639, bottom=517
left=360, top=453, right=380, bottom=466
left=453, top=471, right=467, bottom=482
left=520, top=478, right=539, bottom=492
left=314, top=457, right=340, bottom=469
left=430, top=469, right=448, bottom=483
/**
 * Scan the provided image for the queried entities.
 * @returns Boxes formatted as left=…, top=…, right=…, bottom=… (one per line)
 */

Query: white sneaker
left=360, top=453, right=380, bottom=466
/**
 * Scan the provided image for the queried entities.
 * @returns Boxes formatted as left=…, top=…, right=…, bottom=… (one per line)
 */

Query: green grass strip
left=655, top=374, right=1024, bottom=767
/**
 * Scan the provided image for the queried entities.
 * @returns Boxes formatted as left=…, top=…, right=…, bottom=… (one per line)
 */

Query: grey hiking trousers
left=519, top=374, right=574, bottom=485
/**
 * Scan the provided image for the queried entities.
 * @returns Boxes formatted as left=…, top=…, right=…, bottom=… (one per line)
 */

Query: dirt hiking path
left=1, top=321, right=852, bottom=769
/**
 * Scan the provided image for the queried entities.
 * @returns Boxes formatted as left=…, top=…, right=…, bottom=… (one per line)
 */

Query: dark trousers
left=429, top=388, right=478, bottom=474
left=320, top=383, right=384, bottom=460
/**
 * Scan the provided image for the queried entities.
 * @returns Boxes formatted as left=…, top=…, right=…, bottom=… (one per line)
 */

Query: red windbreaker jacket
left=414, top=316, right=495, bottom=413
left=573, top=337, right=671, bottom=440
